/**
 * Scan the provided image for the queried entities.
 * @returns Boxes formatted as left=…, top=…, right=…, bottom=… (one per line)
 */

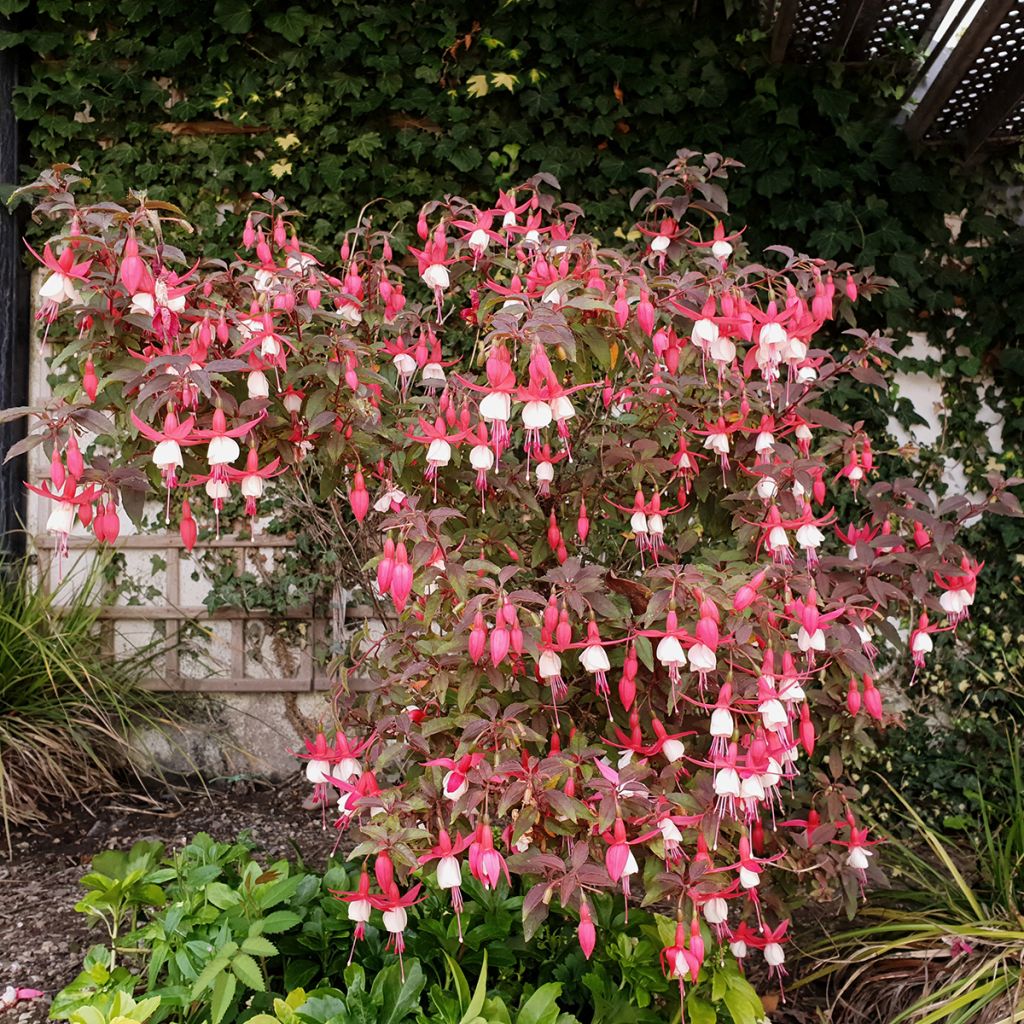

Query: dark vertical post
left=0, top=44, right=29, bottom=555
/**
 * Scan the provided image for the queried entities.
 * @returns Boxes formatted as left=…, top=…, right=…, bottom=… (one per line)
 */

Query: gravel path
left=0, top=777, right=330, bottom=1024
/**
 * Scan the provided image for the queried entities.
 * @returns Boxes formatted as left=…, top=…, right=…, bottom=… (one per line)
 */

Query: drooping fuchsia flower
left=293, top=730, right=371, bottom=824
left=132, top=268, right=195, bottom=343
left=536, top=630, right=566, bottom=715
left=694, top=414, right=745, bottom=474
left=789, top=586, right=843, bottom=666
left=835, top=520, right=881, bottom=560
left=422, top=752, right=485, bottom=802
left=728, top=921, right=759, bottom=968
left=741, top=300, right=793, bottom=387
left=26, top=241, right=93, bottom=327
left=451, top=208, right=503, bottom=268
left=832, top=813, right=883, bottom=892
left=493, top=187, right=533, bottom=234
left=194, top=407, right=264, bottom=479
left=506, top=207, right=548, bottom=248
left=329, top=770, right=385, bottom=835
left=531, top=442, right=567, bottom=498
left=909, top=611, right=946, bottom=675
left=330, top=868, right=374, bottom=964
left=601, top=818, right=659, bottom=921
left=130, top=408, right=197, bottom=494
left=408, top=224, right=459, bottom=321
left=227, top=448, right=283, bottom=521
left=759, top=918, right=790, bottom=991
left=934, top=556, right=983, bottom=625
left=640, top=603, right=692, bottom=712
left=418, top=828, right=473, bottom=941
left=406, top=415, right=462, bottom=501
left=636, top=215, right=684, bottom=270
left=26, top=477, right=97, bottom=563
left=659, top=920, right=702, bottom=1020
left=685, top=219, right=745, bottom=263
left=370, top=882, right=426, bottom=980
left=642, top=717, right=691, bottom=766
left=607, top=707, right=648, bottom=768
left=670, top=432, right=704, bottom=494
left=577, top=618, right=614, bottom=716
left=457, top=343, right=517, bottom=461
left=468, top=824, right=511, bottom=891
left=669, top=295, right=744, bottom=379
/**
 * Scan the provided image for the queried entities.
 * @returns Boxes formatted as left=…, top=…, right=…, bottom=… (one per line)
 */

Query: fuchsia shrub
left=11, top=151, right=1019, bottom=1012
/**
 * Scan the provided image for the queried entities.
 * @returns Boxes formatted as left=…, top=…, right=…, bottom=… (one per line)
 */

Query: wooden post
left=0, top=43, right=29, bottom=554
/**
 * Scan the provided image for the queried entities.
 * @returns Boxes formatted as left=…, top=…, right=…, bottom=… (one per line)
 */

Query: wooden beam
left=963, top=51, right=1024, bottom=153
left=905, top=0, right=1018, bottom=141
left=0, top=45, right=29, bottom=555
left=771, top=0, right=800, bottom=63
left=908, top=0, right=979, bottom=98
left=837, top=0, right=886, bottom=60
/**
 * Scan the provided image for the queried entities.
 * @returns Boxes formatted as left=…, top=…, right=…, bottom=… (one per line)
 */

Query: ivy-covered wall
left=2, top=0, right=1023, bottom=814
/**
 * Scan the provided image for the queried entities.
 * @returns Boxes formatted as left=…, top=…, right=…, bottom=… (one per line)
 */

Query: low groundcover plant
left=9, top=149, right=1021, bottom=1019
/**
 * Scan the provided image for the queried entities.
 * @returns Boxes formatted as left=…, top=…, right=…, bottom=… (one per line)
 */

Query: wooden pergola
left=768, top=0, right=1024, bottom=155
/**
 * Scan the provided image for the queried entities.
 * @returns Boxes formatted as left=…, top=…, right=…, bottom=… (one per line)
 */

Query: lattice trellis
left=34, top=530, right=378, bottom=693
left=770, top=0, right=1024, bottom=151
left=927, top=6, right=1024, bottom=137
left=772, top=0, right=944, bottom=61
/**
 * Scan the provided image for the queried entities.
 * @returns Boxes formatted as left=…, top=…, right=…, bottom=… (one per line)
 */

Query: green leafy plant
left=67, top=990, right=162, bottom=1024
left=53, top=833, right=766, bottom=1024
left=75, top=840, right=169, bottom=962
left=0, top=554, right=178, bottom=846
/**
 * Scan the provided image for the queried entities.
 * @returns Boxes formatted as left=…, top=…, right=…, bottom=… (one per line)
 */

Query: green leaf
left=442, top=953, right=471, bottom=1013
left=260, top=910, right=303, bottom=933
left=210, top=970, right=238, bottom=1024
left=191, top=956, right=229, bottom=998
left=265, top=6, right=310, bottom=44
left=722, top=974, right=764, bottom=1024
left=231, top=952, right=266, bottom=992
left=241, top=935, right=280, bottom=957
left=373, top=961, right=426, bottom=1024
left=458, top=951, right=487, bottom=1024
left=634, top=634, right=654, bottom=673
left=515, top=983, right=562, bottom=1024
left=686, top=995, right=717, bottom=1024
left=213, top=0, right=250, bottom=32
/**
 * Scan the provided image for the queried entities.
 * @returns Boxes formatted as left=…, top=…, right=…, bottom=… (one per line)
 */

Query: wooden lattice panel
left=34, top=531, right=374, bottom=692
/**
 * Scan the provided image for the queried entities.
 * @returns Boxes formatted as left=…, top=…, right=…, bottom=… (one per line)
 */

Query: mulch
left=0, top=777, right=331, bottom=1024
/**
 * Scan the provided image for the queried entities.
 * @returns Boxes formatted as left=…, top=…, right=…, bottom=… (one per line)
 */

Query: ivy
left=3, top=0, right=1023, bottom=810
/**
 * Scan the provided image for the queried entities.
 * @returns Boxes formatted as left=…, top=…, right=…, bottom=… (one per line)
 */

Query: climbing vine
left=3, top=0, right=1023, bottom=817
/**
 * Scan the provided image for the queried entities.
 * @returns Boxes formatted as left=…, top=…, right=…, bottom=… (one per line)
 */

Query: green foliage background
left=2, top=0, right=1023, bottom=821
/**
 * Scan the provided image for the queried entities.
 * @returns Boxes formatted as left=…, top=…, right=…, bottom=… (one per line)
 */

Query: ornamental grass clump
left=9, top=150, right=1020, bottom=1016
left=0, top=555, right=173, bottom=844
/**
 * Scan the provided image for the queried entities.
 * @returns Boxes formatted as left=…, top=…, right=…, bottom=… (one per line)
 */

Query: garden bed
left=0, top=778, right=322, bottom=1024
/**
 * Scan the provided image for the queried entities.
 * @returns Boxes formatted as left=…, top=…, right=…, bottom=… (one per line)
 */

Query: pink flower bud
left=578, top=901, right=596, bottom=960
left=846, top=677, right=861, bottom=717
left=349, top=470, right=369, bottom=523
